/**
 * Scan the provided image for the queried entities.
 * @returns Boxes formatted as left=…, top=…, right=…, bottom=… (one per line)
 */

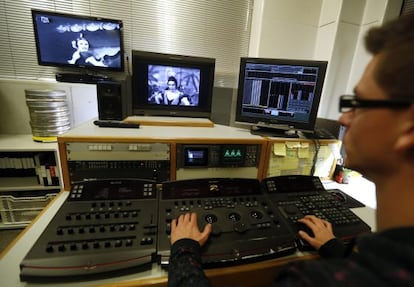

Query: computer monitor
left=131, top=50, right=215, bottom=118
left=32, top=9, right=124, bottom=72
left=235, top=57, right=328, bottom=137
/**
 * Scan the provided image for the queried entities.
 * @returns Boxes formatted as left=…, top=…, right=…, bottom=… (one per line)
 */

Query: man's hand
left=171, top=213, right=212, bottom=246
left=297, top=215, right=336, bottom=250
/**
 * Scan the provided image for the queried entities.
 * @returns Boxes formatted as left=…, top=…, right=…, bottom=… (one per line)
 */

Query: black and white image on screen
left=34, top=12, right=122, bottom=69
left=147, top=65, right=201, bottom=106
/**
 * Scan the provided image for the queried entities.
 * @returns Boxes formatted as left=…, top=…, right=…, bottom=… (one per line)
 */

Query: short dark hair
left=364, top=13, right=414, bottom=99
left=167, top=76, right=178, bottom=87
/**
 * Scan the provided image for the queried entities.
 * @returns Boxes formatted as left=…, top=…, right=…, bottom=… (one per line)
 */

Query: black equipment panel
left=262, top=175, right=371, bottom=250
left=157, top=178, right=296, bottom=268
left=20, top=179, right=159, bottom=279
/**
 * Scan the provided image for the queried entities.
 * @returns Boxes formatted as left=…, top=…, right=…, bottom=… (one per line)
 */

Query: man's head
left=364, top=13, right=414, bottom=100
left=339, top=13, right=414, bottom=180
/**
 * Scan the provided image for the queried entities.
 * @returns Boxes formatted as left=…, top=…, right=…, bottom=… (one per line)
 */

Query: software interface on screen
left=241, top=63, right=321, bottom=124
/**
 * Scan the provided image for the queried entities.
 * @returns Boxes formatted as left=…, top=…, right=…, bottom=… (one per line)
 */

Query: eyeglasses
left=339, top=95, right=414, bottom=113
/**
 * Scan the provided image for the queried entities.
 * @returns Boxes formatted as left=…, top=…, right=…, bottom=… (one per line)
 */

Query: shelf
left=0, top=222, right=28, bottom=229
left=0, top=177, right=59, bottom=192
left=0, top=134, right=58, bottom=151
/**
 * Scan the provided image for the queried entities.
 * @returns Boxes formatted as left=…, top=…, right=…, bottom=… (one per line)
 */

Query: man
left=168, top=12, right=414, bottom=287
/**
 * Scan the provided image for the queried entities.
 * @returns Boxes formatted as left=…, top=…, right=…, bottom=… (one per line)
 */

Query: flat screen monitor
left=235, top=57, right=328, bottom=137
left=31, top=9, right=124, bottom=72
left=131, top=50, right=215, bottom=118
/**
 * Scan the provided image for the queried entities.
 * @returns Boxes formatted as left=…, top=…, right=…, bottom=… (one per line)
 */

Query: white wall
left=249, top=0, right=403, bottom=121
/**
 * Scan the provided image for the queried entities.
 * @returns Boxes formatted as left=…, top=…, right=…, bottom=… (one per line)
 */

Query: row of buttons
left=57, top=223, right=138, bottom=235
left=65, top=210, right=139, bottom=221
left=46, top=238, right=136, bottom=253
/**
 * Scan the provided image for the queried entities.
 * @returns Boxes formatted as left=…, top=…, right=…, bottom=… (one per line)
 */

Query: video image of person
left=147, top=65, right=201, bottom=106
left=35, top=13, right=122, bottom=68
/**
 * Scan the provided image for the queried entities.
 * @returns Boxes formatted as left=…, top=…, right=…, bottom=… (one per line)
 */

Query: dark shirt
left=168, top=239, right=210, bottom=287
left=168, top=228, right=414, bottom=287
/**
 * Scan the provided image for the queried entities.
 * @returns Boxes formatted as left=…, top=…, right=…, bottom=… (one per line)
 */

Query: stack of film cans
left=25, top=89, right=71, bottom=142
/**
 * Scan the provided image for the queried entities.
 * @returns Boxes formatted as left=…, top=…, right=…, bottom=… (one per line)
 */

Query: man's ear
left=394, top=105, right=414, bottom=152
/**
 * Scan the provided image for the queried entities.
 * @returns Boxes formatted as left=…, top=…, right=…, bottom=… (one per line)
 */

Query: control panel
left=157, top=178, right=296, bottom=267
left=20, top=179, right=159, bottom=278
left=65, top=142, right=171, bottom=184
left=176, top=144, right=262, bottom=180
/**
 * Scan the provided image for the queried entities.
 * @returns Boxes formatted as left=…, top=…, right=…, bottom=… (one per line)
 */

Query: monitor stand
left=250, top=124, right=299, bottom=138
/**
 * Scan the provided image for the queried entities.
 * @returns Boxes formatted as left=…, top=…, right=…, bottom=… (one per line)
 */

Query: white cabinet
left=0, top=135, right=62, bottom=228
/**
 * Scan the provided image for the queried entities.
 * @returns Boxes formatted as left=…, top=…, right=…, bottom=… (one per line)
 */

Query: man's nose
left=339, top=111, right=352, bottom=127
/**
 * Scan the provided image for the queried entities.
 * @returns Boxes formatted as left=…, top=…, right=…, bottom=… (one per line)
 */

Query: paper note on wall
left=286, top=142, right=301, bottom=148
left=298, top=142, right=310, bottom=158
left=267, top=140, right=339, bottom=179
left=273, top=143, right=286, bottom=156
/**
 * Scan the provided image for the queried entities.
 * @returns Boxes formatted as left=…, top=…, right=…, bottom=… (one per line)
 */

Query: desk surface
left=58, top=121, right=266, bottom=143
left=0, top=177, right=376, bottom=287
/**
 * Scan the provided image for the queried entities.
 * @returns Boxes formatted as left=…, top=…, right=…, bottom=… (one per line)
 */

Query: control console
left=262, top=175, right=371, bottom=250
left=157, top=178, right=296, bottom=268
left=20, top=179, right=159, bottom=279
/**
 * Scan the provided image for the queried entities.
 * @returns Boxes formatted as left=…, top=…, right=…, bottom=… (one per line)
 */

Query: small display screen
left=220, top=145, right=246, bottom=166
left=184, top=147, right=208, bottom=167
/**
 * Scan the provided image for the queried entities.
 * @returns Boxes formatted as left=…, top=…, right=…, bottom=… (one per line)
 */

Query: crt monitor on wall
left=235, top=57, right=328, bottom=137
left=31, top=9, right=124, bottom=72
left=131, top=50, right=215, bottom=118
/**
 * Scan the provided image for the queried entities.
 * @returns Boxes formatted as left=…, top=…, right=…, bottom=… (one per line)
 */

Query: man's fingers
left=171, top=218, right=177, bottom=233
left=190, top=212, right=197, bottom=223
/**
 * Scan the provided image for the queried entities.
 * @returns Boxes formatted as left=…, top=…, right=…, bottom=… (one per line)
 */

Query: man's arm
left=168, top=213, right=212, bottom=287
left=168, top=239, right=209, bottom=287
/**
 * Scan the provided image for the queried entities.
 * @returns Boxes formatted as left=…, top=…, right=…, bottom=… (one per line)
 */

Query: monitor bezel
left=31, top=9, right=125, bottom=72
left=235, top=57, right=328, bottom=134
left=131, top=50, right=215, bottom=118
